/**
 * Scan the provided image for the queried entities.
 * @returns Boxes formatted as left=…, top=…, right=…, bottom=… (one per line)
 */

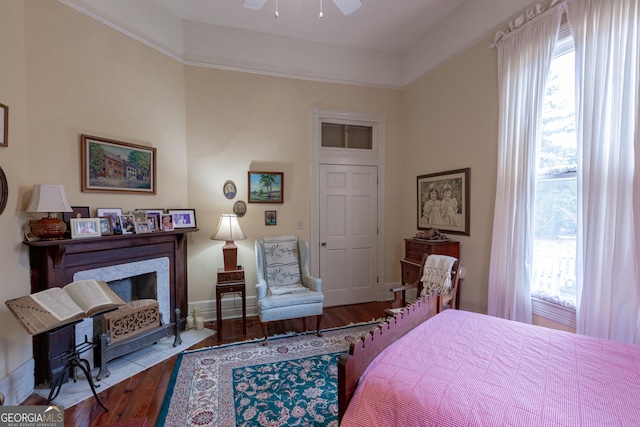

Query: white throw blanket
left=420, top=254, right=457, bottom=296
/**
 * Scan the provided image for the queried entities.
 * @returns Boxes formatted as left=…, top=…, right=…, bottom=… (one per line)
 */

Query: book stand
left=46, top=336, right=109, bottom=412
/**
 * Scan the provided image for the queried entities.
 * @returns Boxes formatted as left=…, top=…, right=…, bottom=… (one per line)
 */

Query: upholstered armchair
left=255, top=235, right=324, bottom=345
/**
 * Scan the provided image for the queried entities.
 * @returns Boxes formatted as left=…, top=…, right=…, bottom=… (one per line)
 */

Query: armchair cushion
left=258, top=290, right=324, bottom=311
left=262, top=235, right=303, bottom=294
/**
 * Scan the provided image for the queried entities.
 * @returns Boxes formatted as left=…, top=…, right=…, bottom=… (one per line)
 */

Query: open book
left=5, top=279, right=125, bottom=335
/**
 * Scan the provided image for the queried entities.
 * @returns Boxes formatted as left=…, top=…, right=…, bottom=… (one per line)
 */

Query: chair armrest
left=302, top=274, right=322, bottom=293
left=389, top=280, right=420, bottom=309
left=256, top=279, right=267, bottom=301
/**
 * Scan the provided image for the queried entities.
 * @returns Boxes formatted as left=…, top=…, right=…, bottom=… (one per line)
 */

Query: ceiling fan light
left=243, top=0, right=268, bottom=10
left=332, top=0, right=362, bottom=16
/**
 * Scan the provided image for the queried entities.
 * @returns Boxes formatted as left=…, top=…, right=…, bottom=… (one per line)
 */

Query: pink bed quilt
left=341, top=309, right=640, bottom=426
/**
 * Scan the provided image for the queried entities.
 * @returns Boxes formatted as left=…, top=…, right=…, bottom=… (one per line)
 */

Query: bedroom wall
left=0, top=0, right=31, bottom=403
left=0, top=0, right=189, bottom=404
left=403, top=33, right=499, bottom=315
left=404, top=26, right=575, bottom=332
left=183, top=67, right=405, bottom=304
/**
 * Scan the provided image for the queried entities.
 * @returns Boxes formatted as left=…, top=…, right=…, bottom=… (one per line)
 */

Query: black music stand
left=46, top=335, right=109, bottom=411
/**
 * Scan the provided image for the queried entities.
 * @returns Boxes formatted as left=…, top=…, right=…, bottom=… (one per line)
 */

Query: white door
left=319, top=164, right=378, bottom=306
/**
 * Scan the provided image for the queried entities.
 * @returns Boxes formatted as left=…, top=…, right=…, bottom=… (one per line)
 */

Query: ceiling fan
left=243, top=0, right=362, bottom=18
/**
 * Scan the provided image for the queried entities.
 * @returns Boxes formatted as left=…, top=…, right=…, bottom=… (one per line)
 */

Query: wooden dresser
left=401, top=238, right=461, bottom=308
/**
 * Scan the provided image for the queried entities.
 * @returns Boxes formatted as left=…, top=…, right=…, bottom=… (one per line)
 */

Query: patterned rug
left=157, top=322, right=378, bottom=427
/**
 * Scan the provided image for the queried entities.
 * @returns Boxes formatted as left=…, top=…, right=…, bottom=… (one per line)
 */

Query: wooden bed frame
left=337, top=293, right=438, bottom=422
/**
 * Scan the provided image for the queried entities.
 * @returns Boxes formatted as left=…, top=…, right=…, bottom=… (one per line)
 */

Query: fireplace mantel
left=24, top=229, right=197, bottom=385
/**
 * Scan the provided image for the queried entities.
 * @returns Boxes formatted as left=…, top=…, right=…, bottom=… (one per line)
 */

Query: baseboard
left=0, top=358, right=35, bottom=406
left=188, top=295, right=258, bottom=323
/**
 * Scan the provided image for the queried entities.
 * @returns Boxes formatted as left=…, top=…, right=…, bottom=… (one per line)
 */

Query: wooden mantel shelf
left=24, top=228, right=198, bottom=269
left=24, top=228, right=198, bottom=386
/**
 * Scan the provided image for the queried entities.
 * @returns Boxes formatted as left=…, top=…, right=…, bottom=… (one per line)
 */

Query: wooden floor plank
left=21, top=301, right=390, bottom=426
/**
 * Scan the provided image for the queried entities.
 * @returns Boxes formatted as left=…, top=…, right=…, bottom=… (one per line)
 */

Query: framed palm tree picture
left=248, top=172, right=283, bottom=203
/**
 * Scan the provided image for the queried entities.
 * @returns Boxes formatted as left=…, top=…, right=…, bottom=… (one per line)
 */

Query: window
left=321, top=123, right=372, bottom=149
left=531, top=27, right=577, bottom=313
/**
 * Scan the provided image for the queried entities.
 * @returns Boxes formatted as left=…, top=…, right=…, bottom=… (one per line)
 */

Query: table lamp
left=211, top=214, right=246, bottom=271
left=25, top=184, right=73, bottom=240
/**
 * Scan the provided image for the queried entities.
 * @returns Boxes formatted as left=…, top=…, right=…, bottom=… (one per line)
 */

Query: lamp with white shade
left=25, top=184, right=73, bottom=240
left=211, top=214, right=246, bottom=271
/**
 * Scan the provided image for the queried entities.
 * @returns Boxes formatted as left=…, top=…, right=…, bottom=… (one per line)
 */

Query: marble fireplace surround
left=73, top=257, right=170, bottom=368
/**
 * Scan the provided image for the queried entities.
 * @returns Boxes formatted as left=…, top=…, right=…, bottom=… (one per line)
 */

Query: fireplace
left=24, top=229, right=196, bottom=386
left=73, top=258, right=171, bottom=368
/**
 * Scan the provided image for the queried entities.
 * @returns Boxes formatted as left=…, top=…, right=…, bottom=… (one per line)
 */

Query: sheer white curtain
left=487, top=8, right=562, bottom=322
left=565, top=0, right=640, bottom=343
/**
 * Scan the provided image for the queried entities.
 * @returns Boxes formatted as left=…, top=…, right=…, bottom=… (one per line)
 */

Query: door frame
left=309, top=107, right=386, bottom=300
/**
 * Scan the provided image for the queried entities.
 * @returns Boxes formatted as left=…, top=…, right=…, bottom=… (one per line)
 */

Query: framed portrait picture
left=233, top=200, right=247, bottom=218
left=70, top=218, right=101, bottom=239
left=265, top=210, right=277, bottom=226
left=98, top=217, right=114, bottom=236
left=80, top=134, right=156, bottom=195
left=160, top=213, right=174, bottom=231
left=248, top=172, right=283, bottom=203
left=0, top=103, right=7, bottom=148
left=417, top=168, right=470, bottom=235
left=168, top=209, right=196, bottom=228
left=96, top=208, right=122, bottom=231
left=119, top=214, right=135, bottom=234
left=223, top=180, right=237, bottom=199
left=136, top=209, right=162, bottom=232
left=134, top=221, right=152, bottom=234
left=63, top=206, right=90, bottom=223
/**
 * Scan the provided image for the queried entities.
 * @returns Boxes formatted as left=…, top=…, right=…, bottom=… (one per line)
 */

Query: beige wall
left=404, top=33, right=499, bottom=314
left=0, top=0, right=31, bottom=398
left=0, top=0, right=188, bottom=400
left=184, top=67, right=405, bottom=302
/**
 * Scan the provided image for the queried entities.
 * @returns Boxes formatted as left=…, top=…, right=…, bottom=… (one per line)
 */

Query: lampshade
left=26, top=184, right=73, bottom=213
left=211, top=214, right=246, bottom=271
left=25, top=184, right=73, bottom=240
left=211, top=214, right=246, bottom=242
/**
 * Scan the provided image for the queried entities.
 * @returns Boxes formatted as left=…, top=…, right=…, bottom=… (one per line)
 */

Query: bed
left=338, top=295, right=640, bottom=426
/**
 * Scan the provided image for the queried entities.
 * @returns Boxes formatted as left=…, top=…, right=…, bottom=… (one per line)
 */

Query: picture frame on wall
left=0, top=103, right=8, bottom=148
left=417, top=168, right=470, bottom=236
left=70, top=218, right=101, bottom=239
left=168, top=209, right=196, bottom=228
left=265, top=210, right=277, bottom=226
left=80, top=134, right=156, bottom=195
left=248, top=172, right=283, bottom=203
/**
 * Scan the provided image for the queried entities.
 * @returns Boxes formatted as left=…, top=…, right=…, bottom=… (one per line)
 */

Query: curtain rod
left=487, top=0, right=568, bottom=49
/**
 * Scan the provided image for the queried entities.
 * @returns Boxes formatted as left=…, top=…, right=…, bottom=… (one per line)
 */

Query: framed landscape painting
left=417, top=168, right=470, bottom=235
left=81, top=134, right=156, bottom=194
left=248, top=172, right=283, bottom=203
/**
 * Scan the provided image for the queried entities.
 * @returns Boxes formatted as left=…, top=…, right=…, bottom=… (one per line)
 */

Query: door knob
left=321, top=242, right=327, bottom=246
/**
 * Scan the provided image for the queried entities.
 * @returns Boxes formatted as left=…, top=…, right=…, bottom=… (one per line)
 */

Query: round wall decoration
left=233, top=200, right=247, bottom=217
left=223, top=180, right=237, bottom=199
left=0, top=166, right=7, bottom=216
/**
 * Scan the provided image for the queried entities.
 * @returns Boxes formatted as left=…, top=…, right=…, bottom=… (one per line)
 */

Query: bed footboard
left=337, top=293, right=437, bottom=422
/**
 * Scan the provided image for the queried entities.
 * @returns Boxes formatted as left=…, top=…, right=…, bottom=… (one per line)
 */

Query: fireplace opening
left=93, top=272, right=158, bottom=336
left=108, top=272, right=158, bottom=302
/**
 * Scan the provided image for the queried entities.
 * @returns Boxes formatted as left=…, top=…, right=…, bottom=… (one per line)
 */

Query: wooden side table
left=216, top=267, right=246, bottom=344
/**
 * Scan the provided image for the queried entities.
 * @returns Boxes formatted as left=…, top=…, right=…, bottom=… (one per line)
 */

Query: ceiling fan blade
left=243, top=0, right=268, bottom=10
left=332, top=0, right=362, bottom=16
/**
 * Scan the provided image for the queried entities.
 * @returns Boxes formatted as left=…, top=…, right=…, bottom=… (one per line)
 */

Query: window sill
left=531, top=297, right=576, bottom=329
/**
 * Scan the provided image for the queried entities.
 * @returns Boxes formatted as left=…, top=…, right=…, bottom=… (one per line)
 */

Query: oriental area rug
left=157, top=322, right=378, bottom=427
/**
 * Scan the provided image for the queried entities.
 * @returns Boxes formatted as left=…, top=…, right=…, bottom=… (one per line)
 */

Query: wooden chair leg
left=261, top=321, right=269, bottom=346
left=316, top=314, right=323, bottom=337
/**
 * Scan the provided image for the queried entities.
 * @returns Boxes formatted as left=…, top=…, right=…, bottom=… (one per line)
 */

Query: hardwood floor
left=21, top=301, right=390, bottom=426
